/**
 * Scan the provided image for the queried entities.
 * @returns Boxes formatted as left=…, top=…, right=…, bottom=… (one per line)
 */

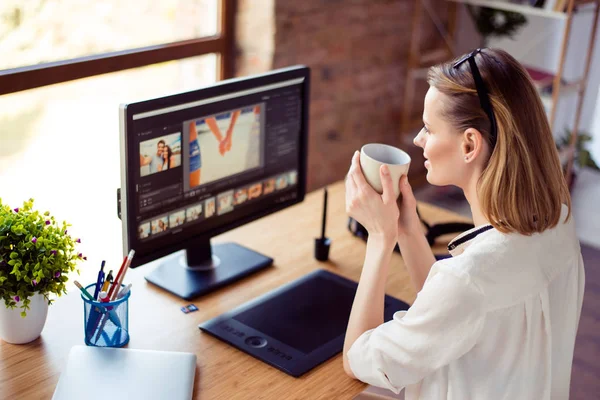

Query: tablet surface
left=199, top=269, right=410, bottom=377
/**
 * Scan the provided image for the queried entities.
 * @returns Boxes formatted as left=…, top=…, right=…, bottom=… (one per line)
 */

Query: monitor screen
left=119, top=66, right=309, bottom=268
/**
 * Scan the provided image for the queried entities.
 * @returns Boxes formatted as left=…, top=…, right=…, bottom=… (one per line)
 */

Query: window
left=0, top=0, right=234, bottom=286
left=0, top=0, right=234, bottom=94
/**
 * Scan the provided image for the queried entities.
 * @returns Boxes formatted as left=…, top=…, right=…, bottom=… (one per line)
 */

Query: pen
left=93, top=260, right=105, bottom=300
left=74, top=280, right=95, bottom=301
left=94, top=311, right=110, bottom=343
left=101, top=270, right=113, bottom=292
left=117, top=284, right=132, bottom=299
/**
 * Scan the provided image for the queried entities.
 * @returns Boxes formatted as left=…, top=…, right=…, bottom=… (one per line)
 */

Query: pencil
left=107, top=255, right=128, bottom=299
left=109, top=250, right=135, bottom=301
left=321, top=187, right=328, bottom=239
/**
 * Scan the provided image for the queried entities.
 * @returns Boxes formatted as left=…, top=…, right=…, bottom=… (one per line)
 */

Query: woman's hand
left=396, top=175, right=421, bottom=238
left=346, top=151, right=399, bottom=248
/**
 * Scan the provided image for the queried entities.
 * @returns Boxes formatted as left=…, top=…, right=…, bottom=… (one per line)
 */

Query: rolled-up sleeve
left=346, top=267, right=485, bottom=394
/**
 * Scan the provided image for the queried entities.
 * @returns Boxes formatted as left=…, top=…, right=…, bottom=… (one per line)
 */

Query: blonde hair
left=427, top=48, right=571, bottom=235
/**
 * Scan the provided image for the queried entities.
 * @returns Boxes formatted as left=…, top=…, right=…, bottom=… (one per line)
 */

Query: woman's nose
left=413, top=130, right=424, bottom=148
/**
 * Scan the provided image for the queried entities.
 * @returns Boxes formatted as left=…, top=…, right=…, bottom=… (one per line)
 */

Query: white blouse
left=347, top=205, right=585, bottom=399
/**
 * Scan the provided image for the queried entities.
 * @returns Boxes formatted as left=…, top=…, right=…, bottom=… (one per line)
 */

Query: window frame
left=0, top=0, right=235, bottom=96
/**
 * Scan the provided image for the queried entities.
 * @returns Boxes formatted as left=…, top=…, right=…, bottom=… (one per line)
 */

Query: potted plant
left=466, top=5, right=528, bottom=47
left=556, top=129, right=600, bottom=189
left=0, top=198, right=85, bottom=344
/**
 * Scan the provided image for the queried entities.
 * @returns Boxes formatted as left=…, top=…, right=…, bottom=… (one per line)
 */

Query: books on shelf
left=503, top=0, right=568, bottom=11
left=526, top=65, right=556, bottom=92
left=525, top=65, right=579, bottom=96
left=525, top=65, right=579, bottom=119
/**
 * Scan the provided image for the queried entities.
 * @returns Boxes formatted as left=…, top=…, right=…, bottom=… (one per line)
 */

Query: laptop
left=52, top=346, right=196, bottom=400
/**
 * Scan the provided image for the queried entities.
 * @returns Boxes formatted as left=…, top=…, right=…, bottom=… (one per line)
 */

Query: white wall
left=457, top=7, right=600, bottom=159
left=593, top=82, right=600, bottom=160
left=487, top=10, right=600, bottom=158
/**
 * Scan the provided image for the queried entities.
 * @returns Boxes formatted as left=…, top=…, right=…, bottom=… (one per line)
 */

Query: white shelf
left=448, top=0, right=568, bottom=20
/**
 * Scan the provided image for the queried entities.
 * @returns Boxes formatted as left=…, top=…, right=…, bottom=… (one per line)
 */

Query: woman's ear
left=462, top=128, right=484, bottom=163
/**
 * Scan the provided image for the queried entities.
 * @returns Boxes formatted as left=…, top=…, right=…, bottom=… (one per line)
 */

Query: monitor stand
left=144, top=240, right=273, bottom=300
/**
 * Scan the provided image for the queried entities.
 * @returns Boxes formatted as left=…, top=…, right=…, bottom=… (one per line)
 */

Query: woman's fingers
left=399, top=175, right=416, bottom=208
left=345, top=169, right=357, bottom=196
left=379, top=164, right=395, bottom=204
left=345, top=158, right=358, bottom=211
left=350, top=152, right=372, bottom=194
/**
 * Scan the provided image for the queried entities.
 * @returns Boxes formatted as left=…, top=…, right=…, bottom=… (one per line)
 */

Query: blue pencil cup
left=81, top=283, right=130, bottom=347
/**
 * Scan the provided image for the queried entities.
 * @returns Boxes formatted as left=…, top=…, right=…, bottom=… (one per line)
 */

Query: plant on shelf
left=467, top=5, right=528, bottom=46
left=0, top=199, right=85, bottom=344
left=556, top=129, right=600, bottom=172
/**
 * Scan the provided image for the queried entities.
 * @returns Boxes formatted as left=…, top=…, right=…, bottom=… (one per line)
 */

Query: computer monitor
left=118, top=66, right=310, bottom=299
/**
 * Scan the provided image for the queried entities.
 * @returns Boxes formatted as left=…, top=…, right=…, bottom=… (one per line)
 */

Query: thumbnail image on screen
left=263, top=178, right=276, bottom=195
left=205, top=197, right=216, bottom=218
left=138, top=222, right=150, bottom=239
left=186, top=203, right=203, bottom=221
left=217, top=190, right=234, bottom=216
left=188, top=104, right=263, bottom=188
left=234, top=188, right=248, bottom=206
left=140, top=132, right=182, bottom=177
left=276, top=174, right=288, bottom=190
left=151, top=215, right=169, bottom=234
left=248, top=182, right=263, bottom=200
left=169, top=210, right=186, bottom=228
left=287, top=171, right=298, bottom=186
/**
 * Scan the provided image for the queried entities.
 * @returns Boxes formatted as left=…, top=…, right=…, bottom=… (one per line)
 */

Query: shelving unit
left=401, top=0, right=457, bottom=134
left=401, top=0, right=600, bottom=188
left=450, top=0, right=569, bottom=19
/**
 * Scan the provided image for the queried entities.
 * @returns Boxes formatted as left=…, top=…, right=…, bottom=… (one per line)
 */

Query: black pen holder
left=314, top=237, right=331, bottom=261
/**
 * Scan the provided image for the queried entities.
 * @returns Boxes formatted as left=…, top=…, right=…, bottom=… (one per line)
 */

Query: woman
left=159, top=145, right=173, bottom=171
left=343, top=48, right=585, bottom=399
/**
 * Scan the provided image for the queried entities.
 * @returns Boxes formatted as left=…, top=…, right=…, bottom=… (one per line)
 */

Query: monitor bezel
left=119, top=65, right=310, bottom=268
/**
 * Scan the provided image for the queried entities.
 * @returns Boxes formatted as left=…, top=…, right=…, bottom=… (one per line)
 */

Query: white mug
left=359, top=143, right=411, bottom=199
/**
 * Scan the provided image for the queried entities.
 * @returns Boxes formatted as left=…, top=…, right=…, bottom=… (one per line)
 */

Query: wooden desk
left=0, top=181, right=470, bottom=400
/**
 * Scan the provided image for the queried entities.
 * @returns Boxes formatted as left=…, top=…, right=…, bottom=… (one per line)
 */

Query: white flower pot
left=0, top=293, right=49, bottom=344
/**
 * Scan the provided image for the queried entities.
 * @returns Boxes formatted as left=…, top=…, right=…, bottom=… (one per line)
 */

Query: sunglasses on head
left=453, top=48, right=498, bottom=147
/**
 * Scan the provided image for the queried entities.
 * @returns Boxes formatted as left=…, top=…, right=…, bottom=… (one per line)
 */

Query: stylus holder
left=81, top=283, right=130, bottom=348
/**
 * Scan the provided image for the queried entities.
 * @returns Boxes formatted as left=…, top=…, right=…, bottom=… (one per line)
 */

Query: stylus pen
left=321, top=188, right=328, bottom=239
left=93, top=260, right=105, bottom=300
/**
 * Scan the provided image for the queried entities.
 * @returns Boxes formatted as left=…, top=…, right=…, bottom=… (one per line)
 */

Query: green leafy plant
left=467, top=6, right=528, bottom=46
left=0, top=199, right=85, bottom=317
left=557, top=129, right=600, bottom=171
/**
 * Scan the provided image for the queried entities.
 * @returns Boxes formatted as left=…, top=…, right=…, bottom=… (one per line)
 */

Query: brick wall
left=236, top=0, right=451, bottom=191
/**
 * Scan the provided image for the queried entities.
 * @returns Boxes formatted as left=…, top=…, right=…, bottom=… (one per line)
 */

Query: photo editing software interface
left=133, top=81, right=302, bottom=246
